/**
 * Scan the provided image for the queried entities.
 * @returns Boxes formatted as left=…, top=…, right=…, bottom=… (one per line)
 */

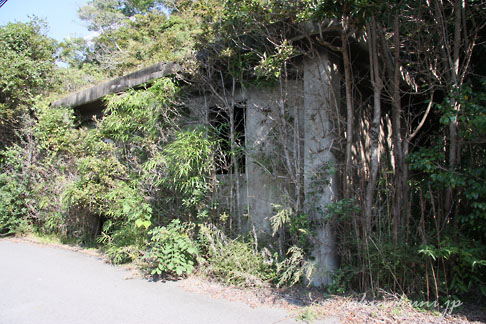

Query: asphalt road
left=0, top=239, right=300, bottom=324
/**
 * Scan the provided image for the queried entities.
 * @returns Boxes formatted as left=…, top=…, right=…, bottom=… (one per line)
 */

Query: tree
left=0, top=19, right=57, bottom=149
left=77, top=0, right=203, bottom=75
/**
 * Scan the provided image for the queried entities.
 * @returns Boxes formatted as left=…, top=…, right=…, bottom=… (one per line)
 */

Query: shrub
left=0, top=173, right=29, bottom=235
left=98, top=218, right=148, bottom=264
left=276, top=246, right=314, bottom=287
left=207, top=240, right=275, bottom=286
left=144, top=220, right=198, bottom=276
left=199, top=224, right=275, bottom=286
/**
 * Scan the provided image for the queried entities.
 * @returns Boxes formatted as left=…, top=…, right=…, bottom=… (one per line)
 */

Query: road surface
left=0, top=239, right=301, bottom=324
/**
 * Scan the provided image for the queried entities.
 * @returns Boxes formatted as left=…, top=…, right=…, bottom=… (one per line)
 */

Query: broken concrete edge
left=52, top=61, right=181, bottom=110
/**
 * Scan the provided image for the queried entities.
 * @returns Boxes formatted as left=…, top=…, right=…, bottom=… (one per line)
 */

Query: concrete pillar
left=303, top=52, right=339, bottom=286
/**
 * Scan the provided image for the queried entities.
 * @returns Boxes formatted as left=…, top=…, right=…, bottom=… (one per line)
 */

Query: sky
left=0, top=0, right=90, bottom=41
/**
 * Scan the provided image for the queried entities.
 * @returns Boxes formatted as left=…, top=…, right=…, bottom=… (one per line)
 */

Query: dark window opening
left=209, top=102, right=246, bottom=174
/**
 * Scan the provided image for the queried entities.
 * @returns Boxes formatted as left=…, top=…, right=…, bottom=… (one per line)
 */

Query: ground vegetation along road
left=0, top=239, right=301, bottom=324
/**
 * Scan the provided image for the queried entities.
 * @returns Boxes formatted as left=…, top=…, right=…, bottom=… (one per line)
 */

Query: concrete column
left=303, top=51, right=339, bottom=286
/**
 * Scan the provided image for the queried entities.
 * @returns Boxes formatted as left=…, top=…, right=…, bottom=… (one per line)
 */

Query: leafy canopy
left=0, top=19, right=57, bottom=148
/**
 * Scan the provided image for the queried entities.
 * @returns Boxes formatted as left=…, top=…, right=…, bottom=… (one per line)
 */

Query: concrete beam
left=52, top=62, right=181, bottom=110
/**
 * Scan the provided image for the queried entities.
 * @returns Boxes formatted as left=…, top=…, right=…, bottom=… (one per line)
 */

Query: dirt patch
left=314, top=296, right=485, bottom=324
left=176, top=277, right=485, bottom=324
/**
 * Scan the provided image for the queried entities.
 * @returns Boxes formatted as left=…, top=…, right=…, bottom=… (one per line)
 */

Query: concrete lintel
left=52, top=62, right=181, bottom=109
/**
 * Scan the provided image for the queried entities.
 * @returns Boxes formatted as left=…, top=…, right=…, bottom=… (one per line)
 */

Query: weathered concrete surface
left=0, top=240, right=302, bottom=324
left=244, top=80, right=304, bottom=238
left=244, top=86, right=282, bottom=236
left=242, top=52, right=340, bottom=288
left=52, top=62, right=180, bottom=111
left=303, top=52, right=339, bottom=286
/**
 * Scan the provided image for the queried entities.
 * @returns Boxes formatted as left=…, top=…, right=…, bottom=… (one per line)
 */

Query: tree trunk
left=365, top=16, right=383, bottom=232
left=341, top=22, right=354, bottom=200
left=391, top=13, right=403, bottom=246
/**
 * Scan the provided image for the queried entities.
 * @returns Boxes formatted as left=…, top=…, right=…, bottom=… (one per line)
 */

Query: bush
left=207, top=240, right=275, bottom=286
left=199, top=224, right=275, bottom=286
left=276, top=246, right=314, bottom=287
left=144, top=220, right=198, bottom=276
left=0, top=173, right=29, bottom=235
left=98, top=219, right=147, bottom=264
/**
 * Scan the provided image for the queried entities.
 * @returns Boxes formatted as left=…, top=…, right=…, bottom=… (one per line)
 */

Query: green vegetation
left=1, top=0, right=485, bottom=310
left=199, top=224, right=275, bottom=286
left=0, top=19, right=57, bottom=149
left=144, top=220, right=198, bottom=276
left=0, top=173, right=29, bottom=236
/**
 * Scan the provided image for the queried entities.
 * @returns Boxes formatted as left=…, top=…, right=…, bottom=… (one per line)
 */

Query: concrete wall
left=244, top=86, right=281, bottom=236
left=243, top=52, right=340, bottom=286
left=188, top=51, right=340, bottom=287
left=243, top=80, right=305, bottom=238
left=184, top=94, right=250, bottom=230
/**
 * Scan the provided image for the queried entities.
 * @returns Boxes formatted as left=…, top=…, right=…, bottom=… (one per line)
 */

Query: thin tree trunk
left=340, top=21, right=362, bottom=250
left=230, top=78, right=241, bottom=233
left=448, top=0, right=462, bottom=170
left=433, top=0, right=463, bottom=217
left=365, top=16, right=383, bottom=232
left=364, top=16, right=382, bottom=291
left=391, top=13, right=403, bottom=246
left=342, top=24, right=354, bottom=200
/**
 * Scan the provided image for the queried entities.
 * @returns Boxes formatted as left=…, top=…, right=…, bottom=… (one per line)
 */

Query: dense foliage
left=1, top=0, right=485, bottom=309
left=0, top=20, right=57, bottom=149
left=61, top=0, right=205, bottom=77
left=188, top=0, right=486, bottom=304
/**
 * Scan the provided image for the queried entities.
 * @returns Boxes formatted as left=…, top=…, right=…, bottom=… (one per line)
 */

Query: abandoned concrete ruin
left=53, top=49, right=341, bottom=286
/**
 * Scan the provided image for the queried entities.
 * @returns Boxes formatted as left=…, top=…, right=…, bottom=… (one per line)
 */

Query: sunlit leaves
left=101, top=77, right=179, bottom=143
left=144, top=219, right=198, bottom=276
left=0, top=19, right=57, bottom=147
